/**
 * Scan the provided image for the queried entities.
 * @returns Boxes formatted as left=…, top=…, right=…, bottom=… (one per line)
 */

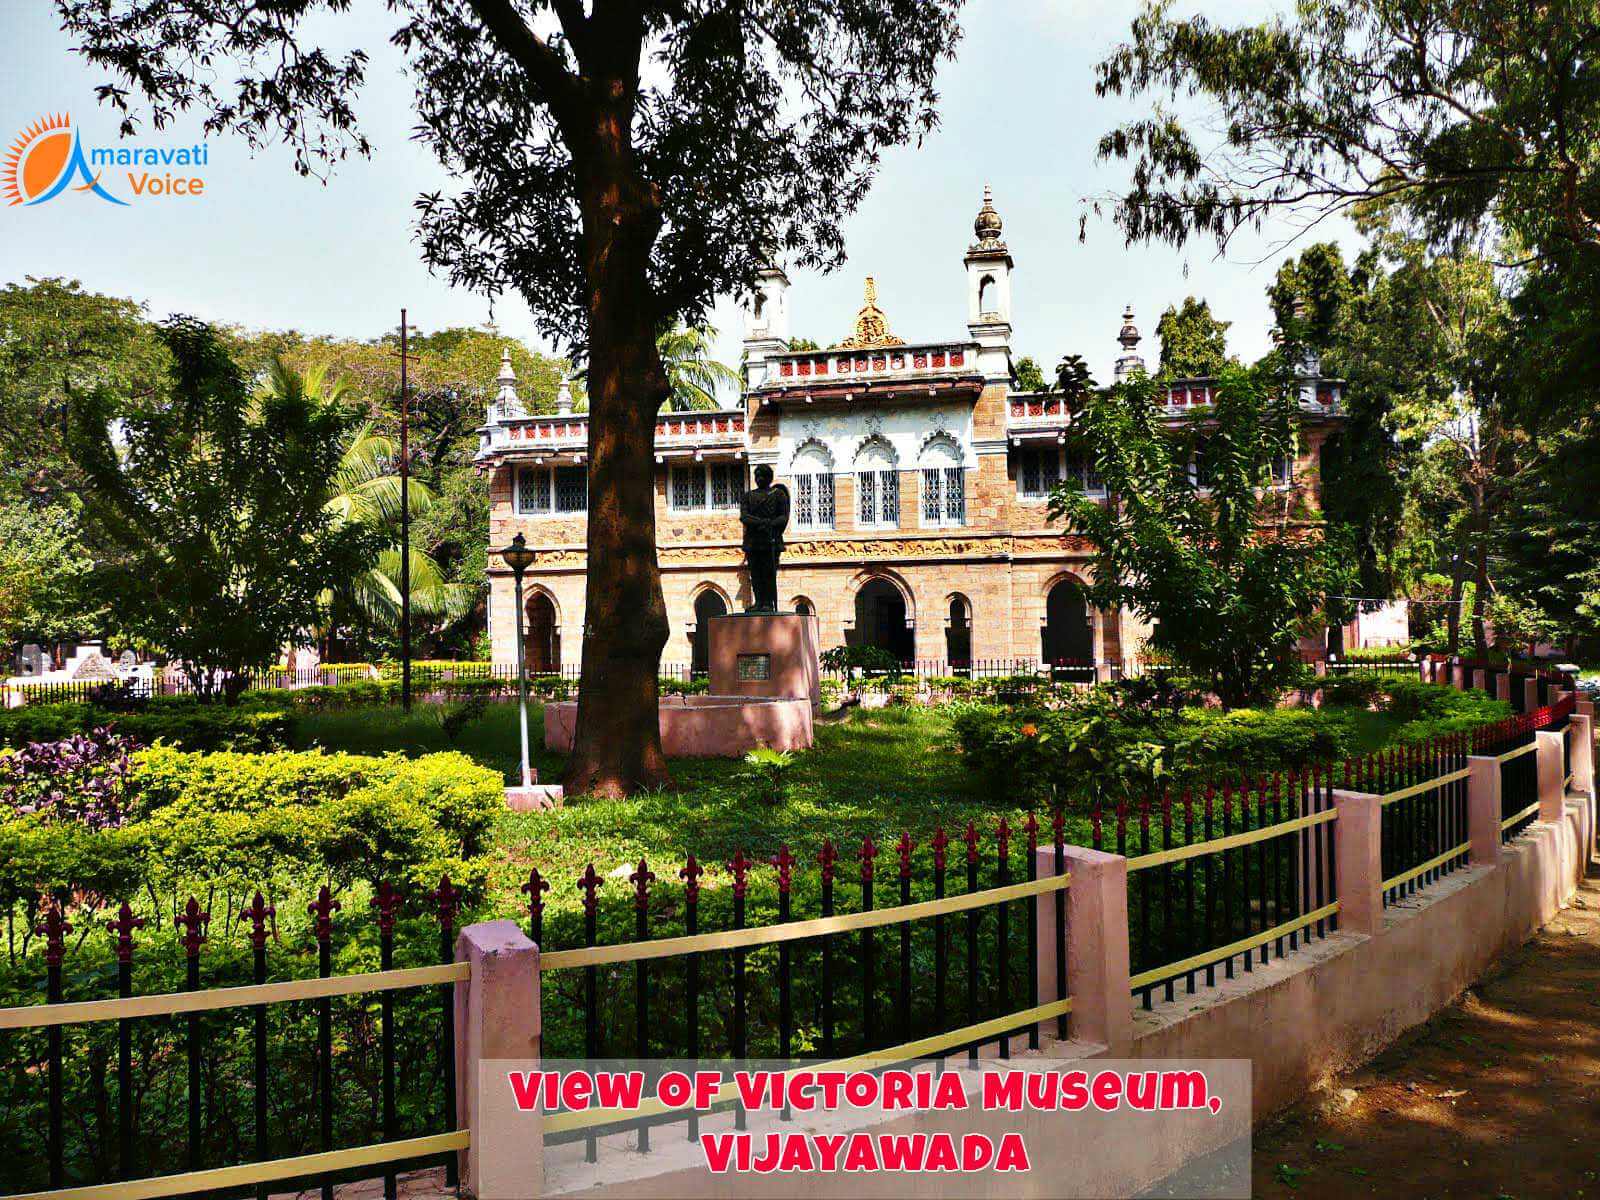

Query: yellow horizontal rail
left=1128, top=901, right=1342, bottom=991
left=1380, top=842, right=1472, bottom=894
left=541, top=872, right=1070, bottom=970
left=0, top=961, right=468, bottom=1031
left=1, top=1130, right=468, bottom=1200
left=542, top=995, right=1075, bottom=1136
left=1497, top=741, right=1537, bottom=764
left=1380, top=767, right=1471, bottom=807
left=1126, top=807, right=1338, bottom=874
left=1501, top=800, right=1541, bottom=831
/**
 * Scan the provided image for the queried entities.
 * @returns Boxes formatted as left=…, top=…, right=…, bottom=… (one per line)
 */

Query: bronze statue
left=740, top=464, right=789, bottom=612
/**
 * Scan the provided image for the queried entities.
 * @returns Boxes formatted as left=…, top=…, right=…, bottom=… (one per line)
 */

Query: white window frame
left=919, top=441, right=966, bottom=528
left=667, top=462, right=743, bottom=513
left=515, top=464, right=588, bottom=516
left=854, top=440, right=900, bottom=529
left=1015, top=445, right=1104, bottom=502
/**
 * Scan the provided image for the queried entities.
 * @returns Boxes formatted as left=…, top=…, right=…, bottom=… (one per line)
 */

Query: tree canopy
left=67, top=319, right=378, bottom=701
left=1051, top=364, right=1353, bottom=705
left=1154, top=296, right=1231, bottom=378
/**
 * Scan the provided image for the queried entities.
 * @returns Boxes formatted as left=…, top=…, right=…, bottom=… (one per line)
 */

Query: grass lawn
left=293, top=700, right=1415, bottom=918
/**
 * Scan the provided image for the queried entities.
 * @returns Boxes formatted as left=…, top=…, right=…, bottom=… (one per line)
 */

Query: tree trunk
left=1471, top=518, right=1491, bottom=660
left=562, top=125, right=672, bottom=797
left=1445, top=552, right=1466, bottom=657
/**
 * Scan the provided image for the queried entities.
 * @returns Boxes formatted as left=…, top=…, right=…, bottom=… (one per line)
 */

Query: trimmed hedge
left=0, top=699, right=295, bottom=752
left=1, top=744, right=502, bottom=908
left=952, top=681, right=1512, bottom=800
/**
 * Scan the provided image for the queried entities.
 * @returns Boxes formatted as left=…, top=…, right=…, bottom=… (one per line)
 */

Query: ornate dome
left=971, top=185, right=1006, bottom=252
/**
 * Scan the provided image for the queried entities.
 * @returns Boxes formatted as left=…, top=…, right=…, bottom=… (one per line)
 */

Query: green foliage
left=1154, top=296, right=1232, bottom=378
left=1095, top=0, right=1600, bottom=267
left=820, top=644, right=901, bottom=683
left=1050, top=364, right=1355, bottom=705
left=0, top=699, right=295, bottom=752
left=0, top=276, right=169, bottom=499
left=437, top=694, right=490, bottom=743
left=67, top=319, right=378, bottom=702
left=0, top=744, right=501, bottom=927
left=1012, top=355, right=1048, bottom=392
left=0, top=500, right=102, bottom=647
left=738, top=747, right=797, bottom=806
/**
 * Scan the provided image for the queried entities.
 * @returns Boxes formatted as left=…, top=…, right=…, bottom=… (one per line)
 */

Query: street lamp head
left=499, top=532, right=537, bottom=578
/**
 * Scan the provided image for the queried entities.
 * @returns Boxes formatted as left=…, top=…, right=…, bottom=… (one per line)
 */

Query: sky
left=2, top=0, right=1352, bottom=391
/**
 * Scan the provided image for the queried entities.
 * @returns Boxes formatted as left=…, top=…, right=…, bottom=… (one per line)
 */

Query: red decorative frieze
left=798, top=359, right=812, bottom=376
left=838, top=358, right=852, bottom=373
left=949, top=351, right=964, bottom=366
left=914, top=352, right=928, bottom=368
left=815, top=359, right=829, bottom=375
left=780, top=361, right=794, bottom=377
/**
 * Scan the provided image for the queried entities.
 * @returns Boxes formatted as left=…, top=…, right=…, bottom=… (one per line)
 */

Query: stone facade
left=477, top=190, right=1346, bottom=673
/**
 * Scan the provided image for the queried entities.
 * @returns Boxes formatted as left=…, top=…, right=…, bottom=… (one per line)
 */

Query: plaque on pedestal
left=707, top=613, right=821, bottom=709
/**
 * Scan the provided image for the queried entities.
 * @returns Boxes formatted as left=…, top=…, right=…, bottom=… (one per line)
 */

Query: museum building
left=476, top=190, right=1347, bottom=676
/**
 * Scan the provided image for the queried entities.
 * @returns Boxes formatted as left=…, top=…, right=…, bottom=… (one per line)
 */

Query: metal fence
left=0, top=879, right=467, bottom=1199
left=1100, top=772, right=1341, bottom=1009
left=526, top=815, right=1072, bottom=1160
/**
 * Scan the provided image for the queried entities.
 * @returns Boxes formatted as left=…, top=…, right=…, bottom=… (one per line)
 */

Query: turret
left=1113, top=305, right=1145, bottom=380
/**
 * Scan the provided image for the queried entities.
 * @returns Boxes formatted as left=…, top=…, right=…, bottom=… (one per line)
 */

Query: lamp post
left=499, top=532, right=539, bottom=790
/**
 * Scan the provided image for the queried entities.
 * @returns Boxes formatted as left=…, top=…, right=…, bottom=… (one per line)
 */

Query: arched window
left=791, top=441, right=835, bottom=530
left=946, top=594, right=972, bottom=670
left=690, top=588, right=729, bottom=676
left=793, top=597, right=814, bottom=617
left=920, top=437, right=965, bottom=527
left=855, top=437, right=899, bottom=528
left=978, top=274, right=995, bottom=314
left=525, top=592, right=560, bottom=673
left=853, top=578, right=914, bottom=661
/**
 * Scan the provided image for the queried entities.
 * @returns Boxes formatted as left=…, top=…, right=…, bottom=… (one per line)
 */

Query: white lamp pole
left=499, top=533, right=538, bottom=790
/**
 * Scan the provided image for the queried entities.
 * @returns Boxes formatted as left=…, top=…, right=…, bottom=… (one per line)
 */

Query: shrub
left=0, top=699, right=296, bottom=752
left=0, top=729, right=137, bottom=830
left=0, top=746, right=503, bottom=910
left=1319, top=671, right=1386, bottom=708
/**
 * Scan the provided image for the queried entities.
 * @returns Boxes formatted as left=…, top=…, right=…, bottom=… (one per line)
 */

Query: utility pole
left=397, top=309, right=414, bottom=713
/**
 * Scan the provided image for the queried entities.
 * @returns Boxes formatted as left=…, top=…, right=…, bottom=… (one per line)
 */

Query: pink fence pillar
left=1034, top=845, right=1132, bottom=1055
left=1572, top=713, right=1595, bottom=799
left=1495, top=672, right=1512, bottom=705
left=1471, top=668, right=1488, bottom=694
left=1535, top=731, right=1566, bottom=823
left=1524, top=677, right=1540, bottom=713
left=1331, top=790, right=1384, bottom=936
left=455, top=919, right=542, bottom=1200
left=1467, top=756, right=1502, bottom=868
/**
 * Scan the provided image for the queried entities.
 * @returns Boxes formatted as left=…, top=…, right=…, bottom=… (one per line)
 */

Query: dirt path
left=1251, top=872, right=1600, bottom=1199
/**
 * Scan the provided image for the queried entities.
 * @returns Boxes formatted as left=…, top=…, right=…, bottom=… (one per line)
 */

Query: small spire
left=556, top=376, right=574, bottom=416
left=1114, top=305, right=1146, bottom=380
left=493, top=347, right=524, bottom=419
left=971, top=184, right=1005, bottom=252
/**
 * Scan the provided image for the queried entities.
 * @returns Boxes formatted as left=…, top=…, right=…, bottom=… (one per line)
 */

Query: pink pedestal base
left=707, top=612, right=820, bottom=709
left=543, top=694, right=814, bottom=758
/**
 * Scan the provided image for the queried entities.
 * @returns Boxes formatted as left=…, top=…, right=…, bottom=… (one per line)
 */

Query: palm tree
left=657, top=324, right=742, bottom=411
left=261, top=359, right=471, bottom=633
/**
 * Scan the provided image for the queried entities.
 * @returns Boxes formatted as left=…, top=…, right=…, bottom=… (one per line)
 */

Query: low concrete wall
left=543, top=694, right=814, bottom=758
left=1123, top=794, right=1591, bottom=1119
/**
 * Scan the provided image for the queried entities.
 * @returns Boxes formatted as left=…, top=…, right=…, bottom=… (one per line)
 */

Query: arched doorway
left=1042, top=579, right=1093, bottom=667
left=853, top=579, right=914, bottom=663
left=525, top=592, right=560, bottom=674
left=946, top=595, right=972, bottom=672
left=691, top=589, right=728, bottom=676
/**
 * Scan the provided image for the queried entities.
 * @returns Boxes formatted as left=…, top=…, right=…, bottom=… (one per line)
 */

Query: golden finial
left=833, top=275, right=905, bottom=350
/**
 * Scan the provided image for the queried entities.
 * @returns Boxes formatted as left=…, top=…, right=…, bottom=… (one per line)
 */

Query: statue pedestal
left=708, top=613, right=821, bottom=709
